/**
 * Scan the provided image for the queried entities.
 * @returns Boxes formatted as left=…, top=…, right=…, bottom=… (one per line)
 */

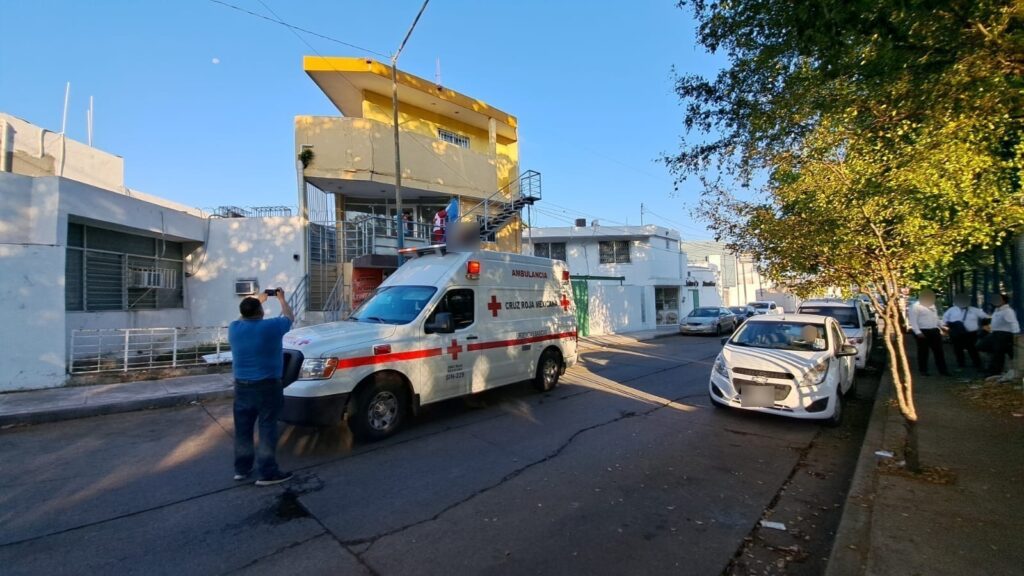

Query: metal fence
left=69, top=327, right=230, bottom=374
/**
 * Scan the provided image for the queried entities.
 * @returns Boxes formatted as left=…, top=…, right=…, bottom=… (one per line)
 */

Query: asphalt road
left=0, top=335, right=845, bottom=576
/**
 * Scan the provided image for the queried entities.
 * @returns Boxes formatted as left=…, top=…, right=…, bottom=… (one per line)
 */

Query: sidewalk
left=826, top=346, right=1024, bottom=575
left=579, top=325, right=679, bottom=350
left=0, top=372, right=234, bottom=427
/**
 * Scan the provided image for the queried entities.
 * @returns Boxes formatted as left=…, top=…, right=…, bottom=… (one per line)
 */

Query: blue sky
left=0, top=0, right=721, bottom=239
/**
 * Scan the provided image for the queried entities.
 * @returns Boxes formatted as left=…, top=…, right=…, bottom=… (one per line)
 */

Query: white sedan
left=708, top=314, right=857, bottom=426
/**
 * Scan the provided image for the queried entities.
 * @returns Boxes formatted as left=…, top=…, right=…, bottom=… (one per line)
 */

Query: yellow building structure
left=294, top=56, right=541, bottom=319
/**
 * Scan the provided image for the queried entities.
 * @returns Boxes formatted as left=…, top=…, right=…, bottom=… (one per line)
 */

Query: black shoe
left=255, top=472, right=293, bottom=486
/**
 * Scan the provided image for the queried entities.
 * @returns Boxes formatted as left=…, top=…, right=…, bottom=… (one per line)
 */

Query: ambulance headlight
left=299, top=358, right=338, bottom=380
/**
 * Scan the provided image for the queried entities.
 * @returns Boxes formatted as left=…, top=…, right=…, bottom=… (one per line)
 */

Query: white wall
left=187, top=216, right=306, bottom=327
left=587, top=284, right=645, bottom=335
left=1, top=113, right=125, bottom=193
left=0, top=173, right=66, bottom=391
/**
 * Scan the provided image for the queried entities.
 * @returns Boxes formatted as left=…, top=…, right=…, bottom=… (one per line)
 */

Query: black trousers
left=950, top=330, right=982, bottom=369
left=916, top=328, right=948, bottom=375
left=987, top=331, right=1015, bottom=375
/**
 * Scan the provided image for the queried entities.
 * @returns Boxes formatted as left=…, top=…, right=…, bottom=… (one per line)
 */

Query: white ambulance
left=279, top=248, right=579, bottom=441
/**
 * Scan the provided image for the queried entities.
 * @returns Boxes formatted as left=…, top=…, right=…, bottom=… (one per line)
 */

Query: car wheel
left=533, top=348, right=562, bottom=392
left=823, top=392, right=843, bottom=427
left=350, top=376, right=408, bottom=441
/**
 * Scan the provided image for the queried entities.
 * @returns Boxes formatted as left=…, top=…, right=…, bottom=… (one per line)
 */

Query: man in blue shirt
left=228, top=288, right=294, bottom=486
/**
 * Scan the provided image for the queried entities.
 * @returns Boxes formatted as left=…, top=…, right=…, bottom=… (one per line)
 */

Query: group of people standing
left=908, top=289, right=1020, bottom=377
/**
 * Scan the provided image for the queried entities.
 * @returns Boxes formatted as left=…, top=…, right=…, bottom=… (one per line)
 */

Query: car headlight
left=800, top=360, right=829, bottom=387
left=299, top=358, right=339, bottom=380
left=713, top=355, right=730, bottom=379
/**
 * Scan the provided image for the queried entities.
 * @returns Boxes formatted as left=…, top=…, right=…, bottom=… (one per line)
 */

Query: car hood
left=722, top=345, right=828, bottom=379
left=684, top=316, right=718, bottom=325
left=283, top=322, right=397, bottom=357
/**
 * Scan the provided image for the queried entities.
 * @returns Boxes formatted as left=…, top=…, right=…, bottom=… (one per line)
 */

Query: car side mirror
left=426, top=312, right=455, bottom=334
left=746, top=311, right=754, bottom=317
left=837, top=344, right=858, bottom=357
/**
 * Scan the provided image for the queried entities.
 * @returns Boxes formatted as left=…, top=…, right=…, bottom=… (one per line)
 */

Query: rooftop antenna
left=87, top=96, right=94, bottom=146
left=435, top=57, right=442, bottom=86
left=60, top=82, right=70, bottom=134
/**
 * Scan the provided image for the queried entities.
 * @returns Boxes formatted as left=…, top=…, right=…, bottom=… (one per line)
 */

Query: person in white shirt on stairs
left=942, top=294, right=988, bottom=372
left=909, top=289, right=950, bottom=377
left=986, top=293, right=1019, bottom=376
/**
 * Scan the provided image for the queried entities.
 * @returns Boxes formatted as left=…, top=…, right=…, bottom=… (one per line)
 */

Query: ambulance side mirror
left=426, top=312, right=455, bottom=334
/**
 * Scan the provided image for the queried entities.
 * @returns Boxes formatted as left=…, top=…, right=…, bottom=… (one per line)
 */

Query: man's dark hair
left=239, top=297, right=263, bottom=319
left=998, top=293, right=1010, bottom=305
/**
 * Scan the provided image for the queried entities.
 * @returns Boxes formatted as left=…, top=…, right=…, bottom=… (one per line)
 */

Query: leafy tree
left=667, top=0, right=1023, bottom=469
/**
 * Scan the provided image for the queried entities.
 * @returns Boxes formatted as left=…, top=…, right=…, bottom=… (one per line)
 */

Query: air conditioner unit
left=234, top=279, right=259, bottom=296
left=128, top=267, right=178, bottom=289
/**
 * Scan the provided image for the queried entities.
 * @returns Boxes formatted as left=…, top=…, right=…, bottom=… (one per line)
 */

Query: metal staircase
left=464, top=170, right=542, bottom=242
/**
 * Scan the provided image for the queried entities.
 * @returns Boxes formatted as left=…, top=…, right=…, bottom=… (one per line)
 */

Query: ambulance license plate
left=741, top=384, right=774, bottom=408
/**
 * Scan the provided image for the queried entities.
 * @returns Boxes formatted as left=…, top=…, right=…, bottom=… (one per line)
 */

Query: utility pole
left=640, top=203, right=644, bottom=226
left=391, top=0, right=430, bottom=265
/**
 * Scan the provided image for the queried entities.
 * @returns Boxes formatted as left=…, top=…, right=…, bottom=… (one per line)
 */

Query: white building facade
left=0, top=113, right=304, bottom=391
left=523, top=225, right=688, bottom=336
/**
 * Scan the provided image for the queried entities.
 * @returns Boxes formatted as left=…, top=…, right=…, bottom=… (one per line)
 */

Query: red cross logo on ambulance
left=560, top=293, right=572, bottom=312
left=446, top=339, right=463, bottom=360
left=487, top=295, right=502, bottom=318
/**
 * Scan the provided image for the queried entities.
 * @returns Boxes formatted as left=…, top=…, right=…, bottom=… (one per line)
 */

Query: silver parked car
left=680, top=307, right=738, bottom=336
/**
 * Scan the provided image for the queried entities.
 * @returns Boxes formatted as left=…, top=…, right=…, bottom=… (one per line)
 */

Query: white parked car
left=797, top=299, right=875, bottom=369
left=749, top=301, right=783, bottom=315
left=709, top=314, right=858, bottom=426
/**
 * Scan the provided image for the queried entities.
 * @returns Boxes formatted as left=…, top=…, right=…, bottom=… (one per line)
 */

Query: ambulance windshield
left=348, top=285, right=437, bottom=325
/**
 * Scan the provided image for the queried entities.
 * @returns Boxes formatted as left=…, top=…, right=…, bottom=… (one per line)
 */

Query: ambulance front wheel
left=534, top=348, right=563, bottom=392
left=350, top=375, right=408, bottom=442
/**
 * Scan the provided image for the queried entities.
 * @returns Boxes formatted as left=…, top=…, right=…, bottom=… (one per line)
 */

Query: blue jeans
left=234, top=379, right=284, bottom=479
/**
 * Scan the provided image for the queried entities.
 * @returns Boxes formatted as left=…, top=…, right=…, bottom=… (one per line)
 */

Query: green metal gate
left=571, top=279, right=589, bottom=337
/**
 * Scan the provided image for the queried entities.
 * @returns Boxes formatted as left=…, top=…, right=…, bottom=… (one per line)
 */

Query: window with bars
left=599, top=241, right=631, bottom=264
left=533, top=242, right=567, bottom=261
left=65, top=223, right=185, bottom=311
left=438, top=128, right=470, bottom=149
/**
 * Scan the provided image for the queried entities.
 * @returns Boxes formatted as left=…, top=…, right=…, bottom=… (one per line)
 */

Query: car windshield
left=348, top=285, right=437, bottom=325
left=729, top=307, right=747, bottom=314
left=729, top=322, right=828, bottom=351
left=799, top=306, right=859, bottom=328
left=751, top=302, right=770, bottom=309
left=690, top=307, right=721, bottom=317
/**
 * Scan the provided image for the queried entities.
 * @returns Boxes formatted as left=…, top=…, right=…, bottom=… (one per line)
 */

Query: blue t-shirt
left=229, top=316, right=293, bottom=381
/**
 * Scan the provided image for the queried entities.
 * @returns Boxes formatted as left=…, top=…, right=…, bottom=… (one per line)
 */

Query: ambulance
left=279, top=247, right=579, bottom=441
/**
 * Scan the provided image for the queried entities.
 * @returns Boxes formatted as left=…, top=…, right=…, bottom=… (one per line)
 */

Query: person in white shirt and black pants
left=986, top=293, right=1020, bottom=376
left=942, top=294, right=988, bottom=372
left=909, top=289, right=950, bottom=376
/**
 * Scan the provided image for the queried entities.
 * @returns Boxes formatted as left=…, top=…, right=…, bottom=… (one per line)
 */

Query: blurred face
left=801, top=325, right=818, bottom=342
left=919, top=291, right=935, bottom=306
left=954, top=295, right=969, bottom=308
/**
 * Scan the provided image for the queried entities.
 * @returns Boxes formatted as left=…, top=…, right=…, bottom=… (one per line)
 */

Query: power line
left=208, top=0, right=389, bottom=58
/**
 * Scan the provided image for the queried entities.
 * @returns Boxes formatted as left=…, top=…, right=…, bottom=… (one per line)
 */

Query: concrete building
left=295, top=57, right=539, bottom=319
left=680, top=240, right=767, bottom=307
left=523, top=224, right=687, bottom=336
left=0, top=113, right=303, bottom=391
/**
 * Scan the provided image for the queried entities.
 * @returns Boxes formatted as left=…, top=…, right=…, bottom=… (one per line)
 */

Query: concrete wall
left=587, top=284, right=646, bottom=335
left=0, top=173, right=66, bottom=391
left=1, top=113, right=125, bottom=193
left=296, top=116, right=498, bottom=199
left=187, top=216, right=305, bottom=327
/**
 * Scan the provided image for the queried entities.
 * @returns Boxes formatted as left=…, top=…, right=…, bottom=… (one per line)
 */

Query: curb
left=824, top=366, right=893, bottom=576
left=0, top=388, right=234, bottom=428
left=580, top=330, right=680, bottom=349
